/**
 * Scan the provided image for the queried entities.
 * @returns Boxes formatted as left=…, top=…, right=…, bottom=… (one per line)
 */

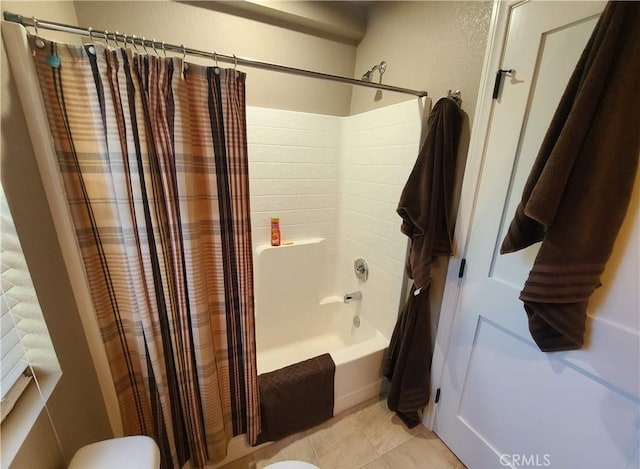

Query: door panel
left=457, top=317, right=638, bottom=469
left=433, top=2, right=639, bottom=468
left=491, top=15, right=600, bottom=289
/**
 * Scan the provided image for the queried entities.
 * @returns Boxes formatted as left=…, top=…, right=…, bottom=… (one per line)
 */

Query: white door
left=434, top=2, right=640, bottom=468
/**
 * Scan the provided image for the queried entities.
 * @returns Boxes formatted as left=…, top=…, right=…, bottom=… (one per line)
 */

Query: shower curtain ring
left=131, top=35, right=140, bottom=52
left=211, top=51, right=221, bottom=75
left=141, top=37, right=148, bottom=54
left=162, top=41, right=167, bottom=58
left=87, top=27, right=97, bottom=55
left=114, top=31, right=121, bottom=48
left=233, top=54, right=237, bottom=70
left=152, top=39, right=158, bottom=56
left=32, top=17, right=45, bottom=49
left=181, top=44, right=188, bottom=75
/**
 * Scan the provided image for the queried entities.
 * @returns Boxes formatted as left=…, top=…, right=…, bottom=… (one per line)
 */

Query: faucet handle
left=344, top=291, right=363, bottom=303
left=354, top=258, right=368, bottom=280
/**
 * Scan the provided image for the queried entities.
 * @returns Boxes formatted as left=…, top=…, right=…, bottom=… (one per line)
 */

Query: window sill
left=0, top=371, right=61, bottom=469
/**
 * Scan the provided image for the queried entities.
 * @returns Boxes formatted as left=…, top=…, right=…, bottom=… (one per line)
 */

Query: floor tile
left=355, top=398, right=424, bottom=455
left=307, top=414, right=377, bottom=469
left=359, top=457, right=389, bottom=469
left=421, top=433, right=465, bottom=468
left=218, top=454, right=255, bottom=469
left=381, top=432, right=462, bottom=469
left=252, top=433, right=318, bottom=469
left=216, top=397, right=464, bottom=469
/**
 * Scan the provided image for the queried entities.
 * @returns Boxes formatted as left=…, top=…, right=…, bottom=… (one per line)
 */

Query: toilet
left=68, top=436, right=160, bottom=469
left=68, top=437, right=316, bottom=469
left=264, top=462, right=320, bottom=469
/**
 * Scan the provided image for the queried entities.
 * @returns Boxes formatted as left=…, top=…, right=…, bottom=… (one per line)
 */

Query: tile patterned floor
left=220, top=397, right=465, bottom=469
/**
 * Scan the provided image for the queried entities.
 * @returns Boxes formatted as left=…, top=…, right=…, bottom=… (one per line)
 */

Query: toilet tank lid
left=68, top=435, right=160, bottom=469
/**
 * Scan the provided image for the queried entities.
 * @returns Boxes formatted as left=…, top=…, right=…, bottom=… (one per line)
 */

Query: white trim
left=423, top=0, right=522, bottom=430
left=1, top=21, right=122, bottom=436
left=1, top=372, right=61, bottom=468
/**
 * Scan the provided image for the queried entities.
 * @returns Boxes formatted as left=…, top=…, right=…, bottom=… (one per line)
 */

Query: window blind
left=0, top=187, right=32, bottom=407
left=1, top=280, right=28, bottom=400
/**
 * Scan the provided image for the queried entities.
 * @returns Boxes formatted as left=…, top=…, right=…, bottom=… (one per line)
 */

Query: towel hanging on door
left=500, top=1, right=640, bottom=351
left=384, top=97, right=461, bottom=427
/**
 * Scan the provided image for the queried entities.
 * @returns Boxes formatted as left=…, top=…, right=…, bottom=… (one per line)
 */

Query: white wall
left=246, top=107, right=341, bottom=299
left=337, top=100, right=425, bottom=339
left=246, top=100, right=424, bottom=341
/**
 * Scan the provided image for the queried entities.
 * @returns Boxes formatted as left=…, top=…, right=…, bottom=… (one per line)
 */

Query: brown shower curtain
left=30, top=37, right=259, bottom=468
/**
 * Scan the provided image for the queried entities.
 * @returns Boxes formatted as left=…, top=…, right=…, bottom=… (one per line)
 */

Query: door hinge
left=434, top=388, right=441, bottom=404
left=458, top=258, right=467, bottom=278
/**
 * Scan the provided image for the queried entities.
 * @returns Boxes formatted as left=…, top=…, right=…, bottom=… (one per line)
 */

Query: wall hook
left=492, top=68, right=514, bottom=100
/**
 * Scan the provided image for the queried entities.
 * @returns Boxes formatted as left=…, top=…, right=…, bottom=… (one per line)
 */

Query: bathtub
left=209, top=238, right=389, bottom=467
left=254, top=238, right=389, bottom=414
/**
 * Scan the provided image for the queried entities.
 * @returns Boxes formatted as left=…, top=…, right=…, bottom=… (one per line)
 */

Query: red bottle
left=270, top=217, right=281, bottom=246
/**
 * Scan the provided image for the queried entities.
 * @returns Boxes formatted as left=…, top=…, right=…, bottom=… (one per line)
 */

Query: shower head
left=361, top=61, right=388, bottom=83
left=361, top=65, right=378, bottom=82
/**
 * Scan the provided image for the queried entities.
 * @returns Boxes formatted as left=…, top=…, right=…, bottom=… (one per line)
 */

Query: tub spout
left=344, top=291, right=362, bottom=303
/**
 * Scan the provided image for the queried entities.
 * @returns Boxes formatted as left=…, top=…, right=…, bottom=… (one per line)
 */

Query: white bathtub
left=254, top=238, right=389, bottom=414
left=208, top=238, right=389, bottom=468
left=257, top=299, right=388, bottom=414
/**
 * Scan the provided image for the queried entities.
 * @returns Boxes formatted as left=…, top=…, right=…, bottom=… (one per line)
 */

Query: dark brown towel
left=384, top=97, right=461, bottom=427
left=254, top=353, right=335, bottom=444
left=383, top=285, right=431, bottom=428
left=500, top=2, right=640, bottom=351
left=397, top=98, right=462, bottom=289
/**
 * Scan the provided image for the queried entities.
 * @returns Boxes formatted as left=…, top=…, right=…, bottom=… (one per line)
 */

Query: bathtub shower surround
left=248, top=100, right=424, bottom=420
left=337, top=100, right=425, bottom=339
left=247, top=107, right=341, bottom=302
left=247, top=99, right=424, bottom=335
left=30, top=37, right=260, bottom=468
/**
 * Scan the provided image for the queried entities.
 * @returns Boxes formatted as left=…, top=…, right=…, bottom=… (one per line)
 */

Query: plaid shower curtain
left=30, top=37, right=260, bottom=468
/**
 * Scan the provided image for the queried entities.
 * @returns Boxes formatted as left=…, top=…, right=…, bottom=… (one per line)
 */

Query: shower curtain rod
left=3, top=12, right=429, bottom=98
